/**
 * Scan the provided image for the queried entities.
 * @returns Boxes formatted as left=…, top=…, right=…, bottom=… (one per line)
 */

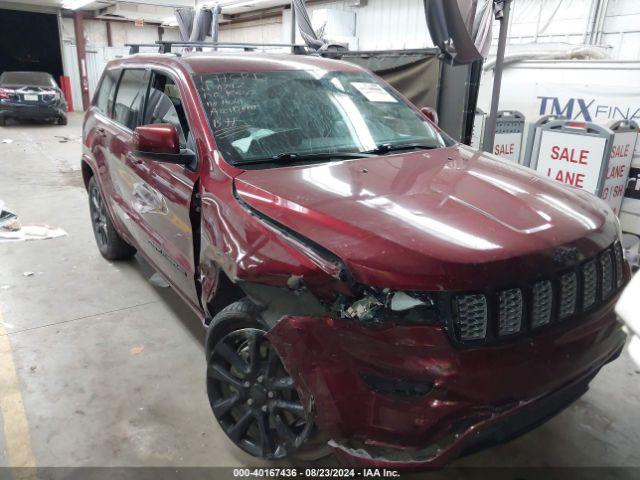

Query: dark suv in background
left=0, top=71, right=67, bottom=126
left=81, top=51, right=628, bottom=469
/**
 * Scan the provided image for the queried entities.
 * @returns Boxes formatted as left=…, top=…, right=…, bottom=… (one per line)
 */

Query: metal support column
left=106, top=20, right=113, bottom=47
left=73, top=11, right=90, bottom=110
left=290, top=1, right=297, bottom=53
left=482, top=0, right=511, bottom=154
left=212, top=4, right=222, bottom=49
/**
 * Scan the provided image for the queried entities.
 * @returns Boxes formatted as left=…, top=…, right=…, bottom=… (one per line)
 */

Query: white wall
left=61, top=17, right=181, bottom=47
left=218, top=17, right=283, bottom=43
left=281, top=0, right=431, bottom=50
left=499, top=0, right=640, bottom=60
left=218, top=0, right=640, bottom=57
left=601, top=0, right=640, bottom=60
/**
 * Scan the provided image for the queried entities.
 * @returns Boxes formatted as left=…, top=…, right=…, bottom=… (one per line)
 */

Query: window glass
left=143, top=73, right=190, bottom=148
left=95, top=70, right=119, bottom=115
left=113, top=69, right=147, bottom=130
left=194, top=70, right=452, bottom=166
left=0, top=71, right=56, bottom=87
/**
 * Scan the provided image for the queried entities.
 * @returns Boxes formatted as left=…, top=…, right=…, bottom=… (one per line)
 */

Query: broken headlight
left=335, top=289, right=441, bottom=325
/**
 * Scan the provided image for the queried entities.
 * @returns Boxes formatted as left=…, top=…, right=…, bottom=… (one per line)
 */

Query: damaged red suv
left=82, top=50, right=629, bottom=468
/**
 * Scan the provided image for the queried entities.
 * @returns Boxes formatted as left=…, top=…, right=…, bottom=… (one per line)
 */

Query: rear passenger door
left=105, top=69, right=149, bottom=234
left=124, top=70, right=200, bottom=309
left=86, top=68, right=121, bottom=208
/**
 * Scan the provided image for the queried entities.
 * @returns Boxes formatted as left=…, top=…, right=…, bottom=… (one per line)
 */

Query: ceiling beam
left=0, top=1, right=60, bottom=14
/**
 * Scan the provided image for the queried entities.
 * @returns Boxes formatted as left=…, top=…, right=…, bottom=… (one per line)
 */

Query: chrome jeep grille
left=451, top=242, right=625, bottom=344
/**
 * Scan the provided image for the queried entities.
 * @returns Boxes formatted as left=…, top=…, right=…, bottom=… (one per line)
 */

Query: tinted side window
left=113, top=69, right=147, bottom=130
left=95, top=70, right=119, bottom=115
left=143, top=73, right=190, bottom=148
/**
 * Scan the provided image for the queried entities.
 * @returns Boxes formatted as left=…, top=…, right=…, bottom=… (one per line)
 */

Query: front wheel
left=206, top=300, right=319, bottom=460
left=87, top=176, right=136, bottom=261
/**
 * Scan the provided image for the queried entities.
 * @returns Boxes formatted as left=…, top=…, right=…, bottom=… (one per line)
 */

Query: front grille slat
left=582, top=260, right=597, bottom=310
left=451, top=243, right=624, bottom=345
left=498, top=288, right=523, bottom=335
left=614, top=242, right=624, bottom=288
left=454, top=294, right=487, bottom=341
left=531, top=280, right=553, bottom=328
left=601, top=250, right=614, bottom=299
left=559, top=272, right=577, bottom=319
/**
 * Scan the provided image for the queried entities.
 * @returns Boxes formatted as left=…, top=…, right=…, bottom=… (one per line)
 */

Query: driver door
left=126, top=71, right=200, bottom=309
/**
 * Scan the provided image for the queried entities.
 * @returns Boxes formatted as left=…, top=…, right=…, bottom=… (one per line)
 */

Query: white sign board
left=493, top=132, right=522, bottom=163
left=352, top=82, right=397, bottom=103
left=601, top=131, right=638, bottom=215
left=535, top=83, right=640, bottom=124
left=535, top=130, right=608, bottom=193
left=620, top=131, right=640, bottom=234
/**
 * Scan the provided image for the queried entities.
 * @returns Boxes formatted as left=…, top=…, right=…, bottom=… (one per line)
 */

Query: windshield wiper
left=363, top=143, right=439, bottom=155
left=237, top=151, right=373, bottom=166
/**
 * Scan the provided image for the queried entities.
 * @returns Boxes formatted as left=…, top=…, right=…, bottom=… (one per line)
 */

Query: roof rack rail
left=125, top=43, right=164, bottom=55
left=125, top=41, right=310, bottom=55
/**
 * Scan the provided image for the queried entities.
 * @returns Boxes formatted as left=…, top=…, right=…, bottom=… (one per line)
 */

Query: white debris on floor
left=0, top=200, right=68, bottom=242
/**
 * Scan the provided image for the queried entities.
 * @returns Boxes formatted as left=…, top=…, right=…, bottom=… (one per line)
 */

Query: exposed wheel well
left=81, top=161, right=94, bottom=190
left=206, top=271, right=246, bottom=323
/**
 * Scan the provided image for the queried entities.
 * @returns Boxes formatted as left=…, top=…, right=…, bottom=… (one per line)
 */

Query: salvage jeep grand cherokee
left=82, top=51, right=629, bottom=468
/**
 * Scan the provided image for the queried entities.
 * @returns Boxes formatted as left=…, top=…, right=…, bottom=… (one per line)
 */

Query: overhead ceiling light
left=62, top=0, right=95, bottom=10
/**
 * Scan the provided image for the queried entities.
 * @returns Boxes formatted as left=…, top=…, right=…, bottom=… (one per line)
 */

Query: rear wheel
left=206, top=300, right=325, bottom=460
left=87, top=176, right=136, bottom=261
left=0, top=117, right=6, bottom=126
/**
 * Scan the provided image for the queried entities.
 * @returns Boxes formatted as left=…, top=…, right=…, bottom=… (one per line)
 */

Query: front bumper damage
left=265, top=296, right=626, bottom=468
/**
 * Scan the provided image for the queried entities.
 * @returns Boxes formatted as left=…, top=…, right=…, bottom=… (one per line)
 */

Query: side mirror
left=133, top=123, right=180, bottom=155
left=421, top=107, right=439, bottom=126
left=132, top=123, right=196, bottom=169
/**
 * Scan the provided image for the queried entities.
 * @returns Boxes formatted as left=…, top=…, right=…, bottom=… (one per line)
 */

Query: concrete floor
left=1, top=114, right=639, bottom=474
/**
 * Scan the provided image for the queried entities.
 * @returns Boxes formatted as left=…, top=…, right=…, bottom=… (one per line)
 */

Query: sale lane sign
left=493, top=111, right=525, bottom=163
left=601, top=125, right=638, bottom=215
left=535, top=128, right=610, bottom=194
left=620, top=122, right=640, bottom=235
left=493, top=132, right=523, bottom=163
left=601, top=131, right=638, bottom=215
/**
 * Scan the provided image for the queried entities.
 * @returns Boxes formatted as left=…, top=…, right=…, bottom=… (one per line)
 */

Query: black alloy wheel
left=89, top=180, right=109, bottom=251
left=207, top=328, right=313, bottom=459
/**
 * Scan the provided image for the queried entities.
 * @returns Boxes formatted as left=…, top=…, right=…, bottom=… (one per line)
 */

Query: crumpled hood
left=234, top=146, right=618, bottom=290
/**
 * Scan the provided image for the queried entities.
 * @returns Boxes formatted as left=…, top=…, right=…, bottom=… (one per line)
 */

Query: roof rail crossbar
left=125, top=43, right=163, bottom=55
left=153, top=41, right=309, bottom=54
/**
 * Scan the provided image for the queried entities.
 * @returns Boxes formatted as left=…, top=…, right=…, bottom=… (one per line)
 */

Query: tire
left=206, top=299, right=330, bottom=461
left=0, top=117, right=6, bottom=126
left=87, top=176, right=136, bottom=261
left=57, top=115, right=68, bottom=126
